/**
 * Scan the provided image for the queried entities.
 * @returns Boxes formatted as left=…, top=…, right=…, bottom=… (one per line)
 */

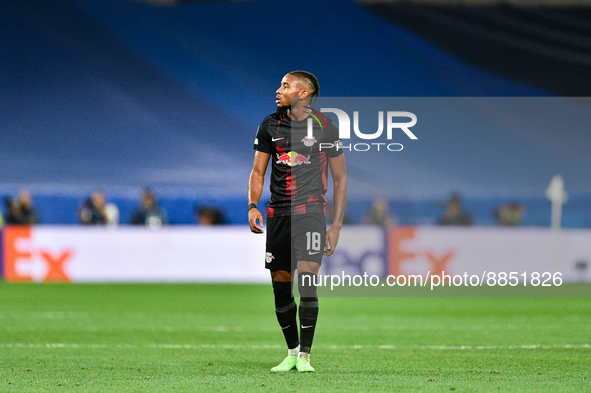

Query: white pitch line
left=420, top=344, right=591, bottom=350
left=151, top=344, right=284, bottom=349
left=0, top=343, right=588, bottom=350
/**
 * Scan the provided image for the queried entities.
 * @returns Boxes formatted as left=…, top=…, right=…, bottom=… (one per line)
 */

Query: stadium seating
left=1, top=0, right=589, bottom=226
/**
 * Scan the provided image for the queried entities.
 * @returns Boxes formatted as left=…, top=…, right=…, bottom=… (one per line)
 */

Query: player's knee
left=297, top=260, right=320, bottom=275
left=298, top=271, right=318, bottom=300
left=271, top=269, right=292, bottom=282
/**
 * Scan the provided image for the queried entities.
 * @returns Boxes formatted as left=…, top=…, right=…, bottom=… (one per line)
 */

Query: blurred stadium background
left=1, top=0, right=590, bottom=282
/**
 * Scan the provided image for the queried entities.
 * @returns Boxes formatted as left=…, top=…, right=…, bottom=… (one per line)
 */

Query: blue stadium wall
left=1, top=0, right=590, bottom=227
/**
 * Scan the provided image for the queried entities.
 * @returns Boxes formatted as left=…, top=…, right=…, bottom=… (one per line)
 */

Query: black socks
left=273, top=273, right=319, bottom=354
left=297, top=272, right=319, bottom=354
left=272, top=280, right=299, bottom=350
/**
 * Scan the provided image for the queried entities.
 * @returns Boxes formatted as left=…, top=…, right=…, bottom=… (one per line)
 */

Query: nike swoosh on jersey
left=272, top=137, right=284, bottom=141
left=308, top=251, right=320, bottom=255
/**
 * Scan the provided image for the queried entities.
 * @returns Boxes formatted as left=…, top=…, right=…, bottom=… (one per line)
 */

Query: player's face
left=275, top=74, right=305, bottom=109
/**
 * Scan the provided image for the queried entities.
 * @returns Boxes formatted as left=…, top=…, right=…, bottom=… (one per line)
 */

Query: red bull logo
left=276, top=151, right=311, bottom=166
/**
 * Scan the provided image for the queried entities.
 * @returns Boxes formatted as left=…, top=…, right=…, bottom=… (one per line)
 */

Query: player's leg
left=296, top=261, right=320, bottom=372
left=269, top=269, right=299, bottom=372
left=266, top=216, right=299, bottom=372
left=293, top=214, right=325, bottom=373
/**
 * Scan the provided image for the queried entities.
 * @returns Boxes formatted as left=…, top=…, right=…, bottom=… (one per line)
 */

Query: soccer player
left=247, top=71, right=347, bottom=373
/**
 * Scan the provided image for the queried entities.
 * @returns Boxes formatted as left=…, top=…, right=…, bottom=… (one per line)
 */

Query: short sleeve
left=253, top=118, right=272, bottom=154
left=324, top=116, right=344, bottom=158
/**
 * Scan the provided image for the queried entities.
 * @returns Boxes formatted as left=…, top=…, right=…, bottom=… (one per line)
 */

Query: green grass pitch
left=0, top=283, right=589, bottom=392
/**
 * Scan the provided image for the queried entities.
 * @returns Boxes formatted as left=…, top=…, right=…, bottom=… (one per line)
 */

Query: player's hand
left=249, top=208, right=264, bottom=234
left=324, top=226, right=341, bottom=256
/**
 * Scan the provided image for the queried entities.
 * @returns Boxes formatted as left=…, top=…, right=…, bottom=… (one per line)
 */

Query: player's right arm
left=248, top=151, right=270, bottom=233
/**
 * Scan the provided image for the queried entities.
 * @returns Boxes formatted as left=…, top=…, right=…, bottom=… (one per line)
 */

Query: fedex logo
left=2, top=226, right=73, bottom=282
left=387, top=227, right=456, bottom=277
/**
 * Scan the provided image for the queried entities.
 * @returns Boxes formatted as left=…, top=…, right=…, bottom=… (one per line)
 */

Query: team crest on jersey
left=301, top=135, right=317, bottom=147
left=276, top=151, right=311, bottom=166
left=265, top=252, right=275, bottom=264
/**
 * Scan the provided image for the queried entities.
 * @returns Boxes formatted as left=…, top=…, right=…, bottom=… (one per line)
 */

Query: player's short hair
left=288, top=70, right=319, bottom=105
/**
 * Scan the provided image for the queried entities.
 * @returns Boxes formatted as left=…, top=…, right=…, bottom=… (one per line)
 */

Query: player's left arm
left=325, top=154, right=347, bottom=256
left=248, top=151, right=270, bottom=234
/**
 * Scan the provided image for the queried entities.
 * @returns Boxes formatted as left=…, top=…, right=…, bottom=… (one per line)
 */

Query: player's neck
left=287, top=105, right=311, bottom=122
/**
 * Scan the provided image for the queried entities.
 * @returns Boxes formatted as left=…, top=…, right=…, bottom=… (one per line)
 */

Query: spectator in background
left=104, top=201, right=120, bottom=226
left=79, top=190, right=108, bottom=225
left=495, top=202, right=525, bottom=226
left=364, top=197, right=396, bottom=229
left=6, top=190, right=40, bottom=225
left=196, top=206, right=226, bottom=225
left=130, top=188, right=166, bottom=229
left=438, top=193, right=472, bottom=226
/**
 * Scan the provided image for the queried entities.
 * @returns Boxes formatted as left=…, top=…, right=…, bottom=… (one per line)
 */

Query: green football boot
left=296, top=357, right=315, bottom=373
left=270, top=355, right=297, bottom=373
